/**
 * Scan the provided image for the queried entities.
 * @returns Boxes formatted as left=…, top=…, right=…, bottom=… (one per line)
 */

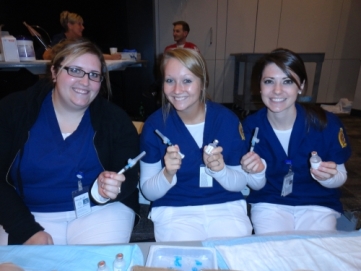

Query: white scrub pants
left=150, top=200, right=252, bottom=242
left=0, top=202, right=135, bottom=245
left=251, top=203, right=341, bottom=235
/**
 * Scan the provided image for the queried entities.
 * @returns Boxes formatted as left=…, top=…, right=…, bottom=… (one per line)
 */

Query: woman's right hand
left=163, top=145, right=182, bottom=182
left=24, top=231, right=53, bottom=245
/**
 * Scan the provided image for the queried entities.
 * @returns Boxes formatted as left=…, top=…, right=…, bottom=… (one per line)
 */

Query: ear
left=51, top=65, right=57, bottom=82
left=298, top=80, right=305, bottom=94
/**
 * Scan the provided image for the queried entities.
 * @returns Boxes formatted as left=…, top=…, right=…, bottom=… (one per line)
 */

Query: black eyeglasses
left=62, top=66, right=104, bottom=82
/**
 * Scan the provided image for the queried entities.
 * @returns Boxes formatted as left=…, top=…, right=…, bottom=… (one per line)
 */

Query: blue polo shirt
left=10, top=92, right=103, bottom=212
left=243, top=104, right=352, bottom=213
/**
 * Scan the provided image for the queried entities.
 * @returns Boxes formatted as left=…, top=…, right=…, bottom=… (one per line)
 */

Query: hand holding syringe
left=155, top=129, right=185, bottom=158
left=250, top=127, right=260, bottom=152
left=118, top=151, right=146, bottom=174
left=93, top=151, right=146, bottom=202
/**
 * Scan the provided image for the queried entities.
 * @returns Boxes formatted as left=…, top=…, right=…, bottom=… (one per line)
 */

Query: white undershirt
left=140, top=122, right=267, bottom=201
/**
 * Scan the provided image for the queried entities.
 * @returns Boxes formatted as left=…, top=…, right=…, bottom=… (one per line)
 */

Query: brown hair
left=60, top=11, right=83, bottom=31
left=160, top=48, right=209, bottom=120
left=51, top=39, right=111, bottom=98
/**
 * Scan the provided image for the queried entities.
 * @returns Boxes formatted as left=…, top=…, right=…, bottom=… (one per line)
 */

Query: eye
left=263, top=79, right=273, bottom=84
left=283, top=79, right=293, bottom=85
left=69, top=67, right=82, bottom=74
left=89, top=72, right=100, bottom=79
left=165, top=78, right=174, bottom=84
left=183, top=79, right=192, bottom=84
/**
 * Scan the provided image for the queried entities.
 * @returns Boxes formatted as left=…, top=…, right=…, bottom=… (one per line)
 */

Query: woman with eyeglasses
left=42, top=11, right=121, bottom=61
left=0, top=39, right=140, bottom=245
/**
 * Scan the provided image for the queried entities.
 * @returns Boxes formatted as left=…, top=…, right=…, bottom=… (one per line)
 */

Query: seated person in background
left=140, top=48, right=266, bottom=242
left=43, top=11, right=121, bottom=61
left=243, top=48, right=352, bottom=234
left=0, top=39, right=140, bottom=245
left=164, top=21, right=200, bottom=53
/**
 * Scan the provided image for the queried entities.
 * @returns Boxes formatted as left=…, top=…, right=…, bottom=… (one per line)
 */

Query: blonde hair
left=160, top=48, right=209, bottom=119
left=60, top=11, right=83, bottom=31
left=51, top=39, right=111, bottom=99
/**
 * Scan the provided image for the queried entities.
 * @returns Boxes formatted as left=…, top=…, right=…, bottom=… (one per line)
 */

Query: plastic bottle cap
left=116, top=253, right=123, bottom=260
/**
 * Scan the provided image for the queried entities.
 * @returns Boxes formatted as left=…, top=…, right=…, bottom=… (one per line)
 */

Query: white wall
left=155, top=0, right=361, bottom=104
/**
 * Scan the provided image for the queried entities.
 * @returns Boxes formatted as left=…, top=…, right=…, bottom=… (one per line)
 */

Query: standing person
left=140, top=48, right=266, bottom=242
left=164, top=21, right=200, bottom=53
left=243, top=48, right=352, bottom=234
left=0, top=39, right=140, bottom=245
left=42, top=11, right=121, bottom=61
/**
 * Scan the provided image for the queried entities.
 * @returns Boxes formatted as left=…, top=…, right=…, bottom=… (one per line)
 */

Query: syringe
left=118, top=151, right=146, bottom=174
left=250, top=127, right=260, bottom=152
left=155, top=129, right=185, bottom=159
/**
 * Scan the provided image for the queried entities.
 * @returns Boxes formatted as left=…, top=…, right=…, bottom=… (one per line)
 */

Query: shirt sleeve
left=312, top=164, right=347, bottom=188
left=204, top=159, right=266, bottom=191
left=140, top=160, right=177, bottom=201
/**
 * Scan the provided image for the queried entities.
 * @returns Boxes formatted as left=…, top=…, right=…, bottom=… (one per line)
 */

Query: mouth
left=173, top=96, right=187, bottom=101
left=270, top=98, right=286, bottom=102
left=73, top=87, right=89, bottom=95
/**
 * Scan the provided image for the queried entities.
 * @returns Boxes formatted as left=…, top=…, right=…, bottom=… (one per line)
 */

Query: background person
left=0, top=39, right=140, bottom=245
left=164, top=21, right=200, bottom=53
left=42, top=11, right=121, bottom=61
left=140, top=48, right=266, bottom=242
left=243, top=48, right=352, bottom=234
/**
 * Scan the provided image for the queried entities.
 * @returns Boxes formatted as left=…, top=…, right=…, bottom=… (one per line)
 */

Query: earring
left=298, top=91, right=301, bottom=94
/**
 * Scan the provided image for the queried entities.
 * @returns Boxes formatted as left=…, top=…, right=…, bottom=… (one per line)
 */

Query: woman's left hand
left=203, top=146, right=224, bottom=172
left=240, top=151, right=265, bottom=174
left=97, top=171, right=125, bottom=199
left=310, top=161, right=338, bottom=181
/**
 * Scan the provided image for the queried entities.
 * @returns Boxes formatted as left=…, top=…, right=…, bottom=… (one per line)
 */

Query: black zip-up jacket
left=0, top=79, right=140, bottom=244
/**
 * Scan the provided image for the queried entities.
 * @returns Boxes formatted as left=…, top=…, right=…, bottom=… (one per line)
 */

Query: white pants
left=150, top=200, right=252, bottom=242
left=251, top=203, right=341, bottom=235
left=0, top=202, right=135, bottom=245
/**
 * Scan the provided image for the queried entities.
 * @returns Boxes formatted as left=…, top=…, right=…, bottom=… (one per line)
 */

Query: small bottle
left=97, top=260, right=110, bottom=271
left=310, top=151, right=322, bottom=169
left=113, top=253, right=126, bottom=271
left=205, top=139, right=219, bottom=155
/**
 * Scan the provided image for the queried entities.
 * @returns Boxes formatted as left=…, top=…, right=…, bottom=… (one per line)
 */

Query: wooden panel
left=226, top=0, right=258, bottom=55
left=333, top=0, right=361, bottom=59
left=326, top=60, right=360, bottom=102
left=277, top=0, right=342, bottom=57
left=254, top=0, right=282, bottom=52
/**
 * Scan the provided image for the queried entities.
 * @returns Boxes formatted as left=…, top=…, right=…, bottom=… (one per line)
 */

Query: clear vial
left=310, top=151, right=322, bottom=169
left=205, top=139, right=219, bottom=154
left=113, top=253, right=126, bottom=271
left=97, top=260, right=109, bottom=271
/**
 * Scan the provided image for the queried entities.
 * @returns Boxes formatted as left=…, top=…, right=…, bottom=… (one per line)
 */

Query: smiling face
left=51, top=53, right=102, bottom=112
left=67, top=21, right=84, bottom=39
left=260, top=63, right=304, bottom=118
left=173, top=24, right=188, bottom=45
left=163, top=57, right=203, bottom=120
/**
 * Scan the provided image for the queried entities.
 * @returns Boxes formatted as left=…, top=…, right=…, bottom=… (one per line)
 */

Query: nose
left=79, top=74, right=90, bottom=85
left=173, top=82, right=183, bottom=94
left=274, top=81, right=282, bottom=94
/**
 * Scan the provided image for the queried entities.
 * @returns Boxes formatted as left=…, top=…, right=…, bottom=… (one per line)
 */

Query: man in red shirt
left=164, top=21, right=200, bottom=53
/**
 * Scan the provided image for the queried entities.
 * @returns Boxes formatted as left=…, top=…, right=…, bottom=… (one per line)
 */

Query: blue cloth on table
left=0, top=244, right=143, bottom=271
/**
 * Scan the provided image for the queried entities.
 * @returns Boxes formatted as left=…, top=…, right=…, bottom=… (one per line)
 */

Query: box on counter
left=121, top=51, right=137, bottom=61
left=145, top=245, right=217, bottom=271
left=0, top=35, right=20, bottom=62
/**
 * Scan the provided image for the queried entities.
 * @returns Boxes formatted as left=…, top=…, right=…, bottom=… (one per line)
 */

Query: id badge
left=72, top=186, right=91, bottom=218
left=199, top=164, right=213, bottom=187
left=281, top=171, right=294, bottom=197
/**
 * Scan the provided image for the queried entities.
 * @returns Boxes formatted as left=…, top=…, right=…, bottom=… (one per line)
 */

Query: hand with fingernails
left=164, top=144, right=182, bottom=182
left=240, top=151, right=265, bottom=174
left=97, top=171, right=124, bottom=199
left=203, top=145, right=225, bottom=172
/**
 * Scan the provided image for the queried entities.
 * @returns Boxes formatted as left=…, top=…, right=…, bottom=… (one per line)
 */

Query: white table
left=0, top=59, right=147, bottom=75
